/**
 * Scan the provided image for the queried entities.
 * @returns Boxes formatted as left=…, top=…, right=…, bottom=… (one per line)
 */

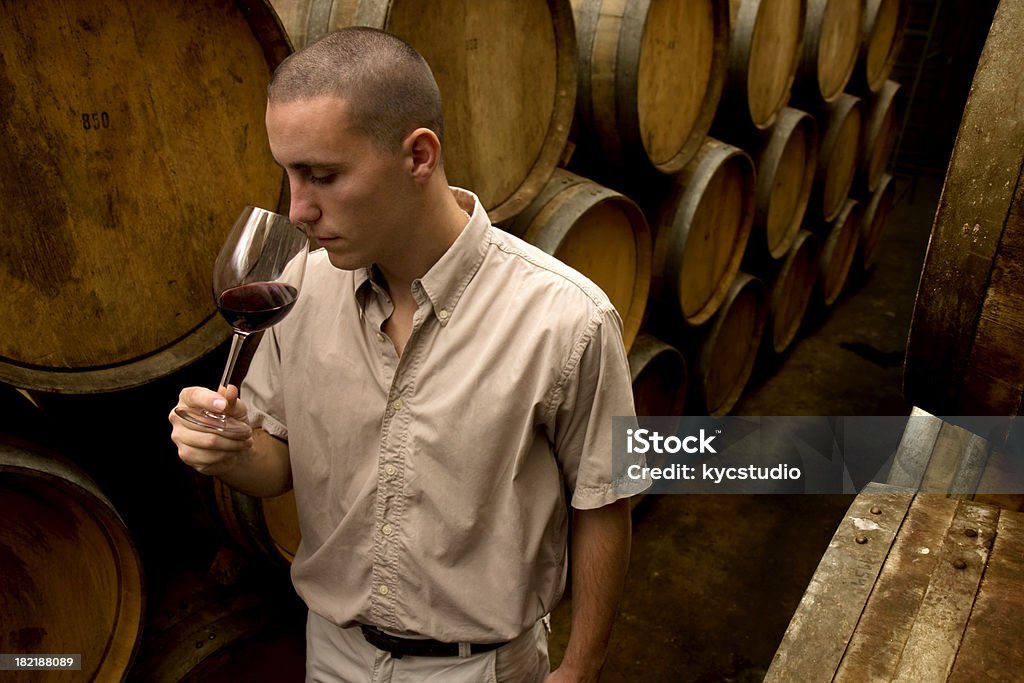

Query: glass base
left=175, top=406, right=251, bottom=437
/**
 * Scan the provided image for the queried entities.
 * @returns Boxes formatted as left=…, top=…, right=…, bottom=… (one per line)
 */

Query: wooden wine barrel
left=905, top=0, right=1024, bottom=416
left=505, top=169, right=652, bottom=350
left=651, top=138, right=755, bottom=326
left=754, top=107, right=819, bottom=259
left=0, top=1, right=290, bottom=394
left=767, top=230, right=821, bottom=353
left=853, top=0, right=909, bottom=93
left=628, top=334, right=688, bottom=417
left=571, top=0, right=729, bottom=174
left=818, top=198, right=862, bottom=306
left=858, top=80, right=901, bottom=193
left=795, top=0, right=865, bottom=103
left=128, top=572, right=304, bottom=682
left=691, top=272, right=767, bottom=416
left=269, top=0, right=576, bottom=224
left=859, top=172, right=895, bottom=270
left=213, top=482, right=301, bottom=567
left=0, top=441, right=145, bottom=682
left=812, top=93, right=863, bottom=222
left=721, top=0, right=806, bottom=129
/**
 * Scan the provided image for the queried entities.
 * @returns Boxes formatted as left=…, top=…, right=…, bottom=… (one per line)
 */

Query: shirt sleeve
left=550, top=305, right=650, bottom=510
left=239, top=326, right=289, bottom=440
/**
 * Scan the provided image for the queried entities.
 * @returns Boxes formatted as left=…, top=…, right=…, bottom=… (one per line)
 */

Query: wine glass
left=175, top=206, right=308, bottom=436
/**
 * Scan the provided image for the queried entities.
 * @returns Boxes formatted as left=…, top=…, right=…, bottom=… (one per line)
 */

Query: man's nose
left=288, top=180, right=321, bottom=226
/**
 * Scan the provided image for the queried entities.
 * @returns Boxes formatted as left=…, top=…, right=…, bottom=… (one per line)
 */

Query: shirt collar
left=353, top=187, right=491, bottom=326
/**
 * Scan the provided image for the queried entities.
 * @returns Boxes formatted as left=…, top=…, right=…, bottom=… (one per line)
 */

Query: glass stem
left=219, top=332, right=251, bottom=391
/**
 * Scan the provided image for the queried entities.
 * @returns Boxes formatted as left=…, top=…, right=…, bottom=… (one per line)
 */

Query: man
left=170, top=27, right=645, bottom=682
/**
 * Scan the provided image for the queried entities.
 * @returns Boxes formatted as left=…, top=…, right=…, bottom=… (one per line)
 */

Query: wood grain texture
left=768, top=483, right=1024, bottom=682
left=721, top=0, right=805, bottom=129
left=755, top=107, right=818, bottom=259
left=859, top=80, right=901, bottom=193
left=859, top=172, right=894, bottom=269
left=627, top=334, right=688, bottom=417
left=651, top=138, right=755, bottom=326
left=818, top=197, right=861, bottom=305
left=692, top=272, right=766, bottom=416
left=0, top=443, right=144, bottom=682
left=764, top=483, right=915, bottom=682
left=905, top=0, right=1024, bottom=416
left=947, top=511, right=1024, bottom=682
left=890, top=500, right=998, bottom=681
left=767, top=229, right=820, bottom=353
left=572, top=0, right=729, bottom=173
left=795, top=0, right=864, bottom=102
left=813, top=93, right=863, bottom=222
left=854, top=0, right=908, bottom=94
left=833, top=494, right=957, bottom=682
left=0, top=0, right=289, bottom=392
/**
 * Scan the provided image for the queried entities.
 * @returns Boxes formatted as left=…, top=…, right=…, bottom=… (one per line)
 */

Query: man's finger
left=179, top=386, right=228, bottom=412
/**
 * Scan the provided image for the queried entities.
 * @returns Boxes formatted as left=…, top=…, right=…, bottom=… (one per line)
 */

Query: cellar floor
left=548, top=174, right=943, bottom=681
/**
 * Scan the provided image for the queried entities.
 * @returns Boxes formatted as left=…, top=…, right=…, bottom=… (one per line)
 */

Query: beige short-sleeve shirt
left=243, top=187, right=646, bottom=643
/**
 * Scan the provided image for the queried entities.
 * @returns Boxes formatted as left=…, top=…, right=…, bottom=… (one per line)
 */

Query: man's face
left=265, top=96, right=411, bottom=271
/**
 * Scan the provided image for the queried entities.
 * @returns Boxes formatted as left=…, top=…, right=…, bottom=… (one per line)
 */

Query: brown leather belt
left=359, top=624, right=509, bottom=659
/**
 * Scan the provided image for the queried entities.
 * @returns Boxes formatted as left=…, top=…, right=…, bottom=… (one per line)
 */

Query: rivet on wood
left=953, top=558, right=968, bottom=570
left=870, top=506, right=882, bottom=515
left=855, top=534, right=868, bottom=544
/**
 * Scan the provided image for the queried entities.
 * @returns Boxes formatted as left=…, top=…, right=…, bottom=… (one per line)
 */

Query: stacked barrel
left=537, top=0, right=905, bottom=416
left=0, top=1, right=909, bottom=676
left=0, top=2, right=306, bottom=679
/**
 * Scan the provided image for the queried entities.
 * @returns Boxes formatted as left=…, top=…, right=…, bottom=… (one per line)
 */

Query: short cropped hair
left=268, top=27, right=444, bottom=152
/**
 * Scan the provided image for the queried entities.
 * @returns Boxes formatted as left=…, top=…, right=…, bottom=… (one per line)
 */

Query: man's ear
left=404, top=128, right=442, bottom=181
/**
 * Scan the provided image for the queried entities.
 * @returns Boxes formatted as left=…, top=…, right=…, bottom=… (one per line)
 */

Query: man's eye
left=309, top=173, right=336, bottom=185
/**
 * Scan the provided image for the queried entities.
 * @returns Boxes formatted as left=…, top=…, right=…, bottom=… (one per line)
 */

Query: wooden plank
left=891, top=499, right=1000, bottom=682
left=973, top=438, right=1024, bottom=511
left=918, top=423, right=971, bottom=494
left=886, top=407, right=942, bottom=490
left=948, top=510, right=1024, bottom=682
left=834, top=494, right=958, bottom=682
left=764, top=484, right=914, bottom=682
left=948, top=433, right=991, bottom=500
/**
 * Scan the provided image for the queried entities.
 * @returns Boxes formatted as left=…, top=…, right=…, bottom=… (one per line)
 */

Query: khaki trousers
left=305, top=611, right=550, bottom=683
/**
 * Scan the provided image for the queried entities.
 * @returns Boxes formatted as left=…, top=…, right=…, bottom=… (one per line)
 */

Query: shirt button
left=378, top=585, right=389, bottom=596
left=376, top=332, right=385, bottom=343
left=384, top=464, right=397, bottom=477
left=391, top=398, right=403, bottom=412
left=438, top=309, right=449, bottom=320
left=382, top=523, right=393, bottom=537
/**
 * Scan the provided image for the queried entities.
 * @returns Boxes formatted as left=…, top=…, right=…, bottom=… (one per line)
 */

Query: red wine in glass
left=217, top=282, right=299, bottom=333
left=175, top=206, right=308, bottom=436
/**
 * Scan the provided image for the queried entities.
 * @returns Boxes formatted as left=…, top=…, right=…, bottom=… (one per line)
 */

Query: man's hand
left=545, top=663, right=600, bottom=683
left=169, top=385, right=253, bottom=476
